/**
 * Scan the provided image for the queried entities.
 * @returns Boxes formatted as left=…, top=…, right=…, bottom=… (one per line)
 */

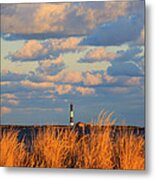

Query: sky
left=0, top=1, right=145, bottom=126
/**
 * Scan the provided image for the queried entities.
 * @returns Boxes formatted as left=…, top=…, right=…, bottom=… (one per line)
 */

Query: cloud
left=44, top=69, right=104, bottom=86
left=1, top=93, right=17, bottom=99
left=39, top=57, right=63, bottom=68
left=108, top=62, right=143, bottom=77
left=7, top=99, right=19, bottom=106
left=49, top=37, right=82, bottom=52
left=1, top=93, right=19, bottom=106
left=56, top=84, right=72, bottom=95
left=106, top=87, right=129, bottom=94
left=8, top=40, right=49, bottom=61
left=37, top=56, right=65, bottom=75
left=21, top=80, right=54, bottom=89
left=1, top=107, right=12, bottom=115
left=140, top=28, right=144, bottom=43
left=0, top=82, right=23, bottom=94
left=126, top=77, right=141, bottom=86
left=83, top=72, right=103, bottom=86
left=7, top=37, right=83, bottom=62
left=81, top=15, right=144, bottom=46
left=113, top=46, right=143, bottom=63
left=44, top=70, right=83, bottom=84
left=33, top=3, right=70, bottom=33
left=1, top=70, right=28, bottom=82
left=76, top=86, right=95, bottom=95
left=54, top=108, right=64, bottom=112
left=107, top=47, right=144, bottom=77
left=0, top=81, right=12, bottom=86
left=79, top=48, right=117, bottom=63
left=1, top=32, right=69, bottom=41
left=1, top=1, right=139, bottom=40
left=20, top=80, right=72, bottom=95
left=103, top=73, right=118, bottom=84
left=1, top=3, right=70, bottom=39
left=136, top=27, right=144, bottom=45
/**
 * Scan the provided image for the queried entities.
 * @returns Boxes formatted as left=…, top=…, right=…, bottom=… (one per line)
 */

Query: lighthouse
left=70, top=104, right=74, bottom=126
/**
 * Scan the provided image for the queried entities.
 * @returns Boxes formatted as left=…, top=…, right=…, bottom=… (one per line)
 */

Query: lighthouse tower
left=70, top=104, right=74, bottom=126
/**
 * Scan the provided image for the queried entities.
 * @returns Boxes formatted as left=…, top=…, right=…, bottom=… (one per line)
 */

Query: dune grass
left=0, top=112, right=144, bottom=169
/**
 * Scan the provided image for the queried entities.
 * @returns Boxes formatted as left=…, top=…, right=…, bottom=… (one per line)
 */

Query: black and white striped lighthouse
left=70, top=104, right=74, bottom=126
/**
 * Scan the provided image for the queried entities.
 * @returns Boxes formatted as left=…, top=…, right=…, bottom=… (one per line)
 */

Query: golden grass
left=0, top=112, right=145, bottom=169
left=0, top=130, right=27, bottom=167
left=116, top=132, right=145, bottom=170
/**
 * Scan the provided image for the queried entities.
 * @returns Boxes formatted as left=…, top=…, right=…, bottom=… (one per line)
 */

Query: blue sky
left=0, top=1, right=145, bottom=126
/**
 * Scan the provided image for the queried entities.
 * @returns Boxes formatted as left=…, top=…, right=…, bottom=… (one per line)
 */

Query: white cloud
left=1, top=93, right=17, bottom=99
left=83, top=72, right=103, bottom=86
left=80, top=48, right=117, bottom=63
left=1, top=106, right=11, bottom=115
left=44, top=70, right=83, bottom=84
left=76, top=86, right=95, bottom=95
left=126, top=77, right=141, bottom=86
left=1, top=93, right=19, bottom=106
left=56, top=84, right=72, bottom=95
left=21, top=80, right=54, bottom=89
left=1, top=1, right=135, bottom=39
left=107, top=87, right=129, bottom=94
